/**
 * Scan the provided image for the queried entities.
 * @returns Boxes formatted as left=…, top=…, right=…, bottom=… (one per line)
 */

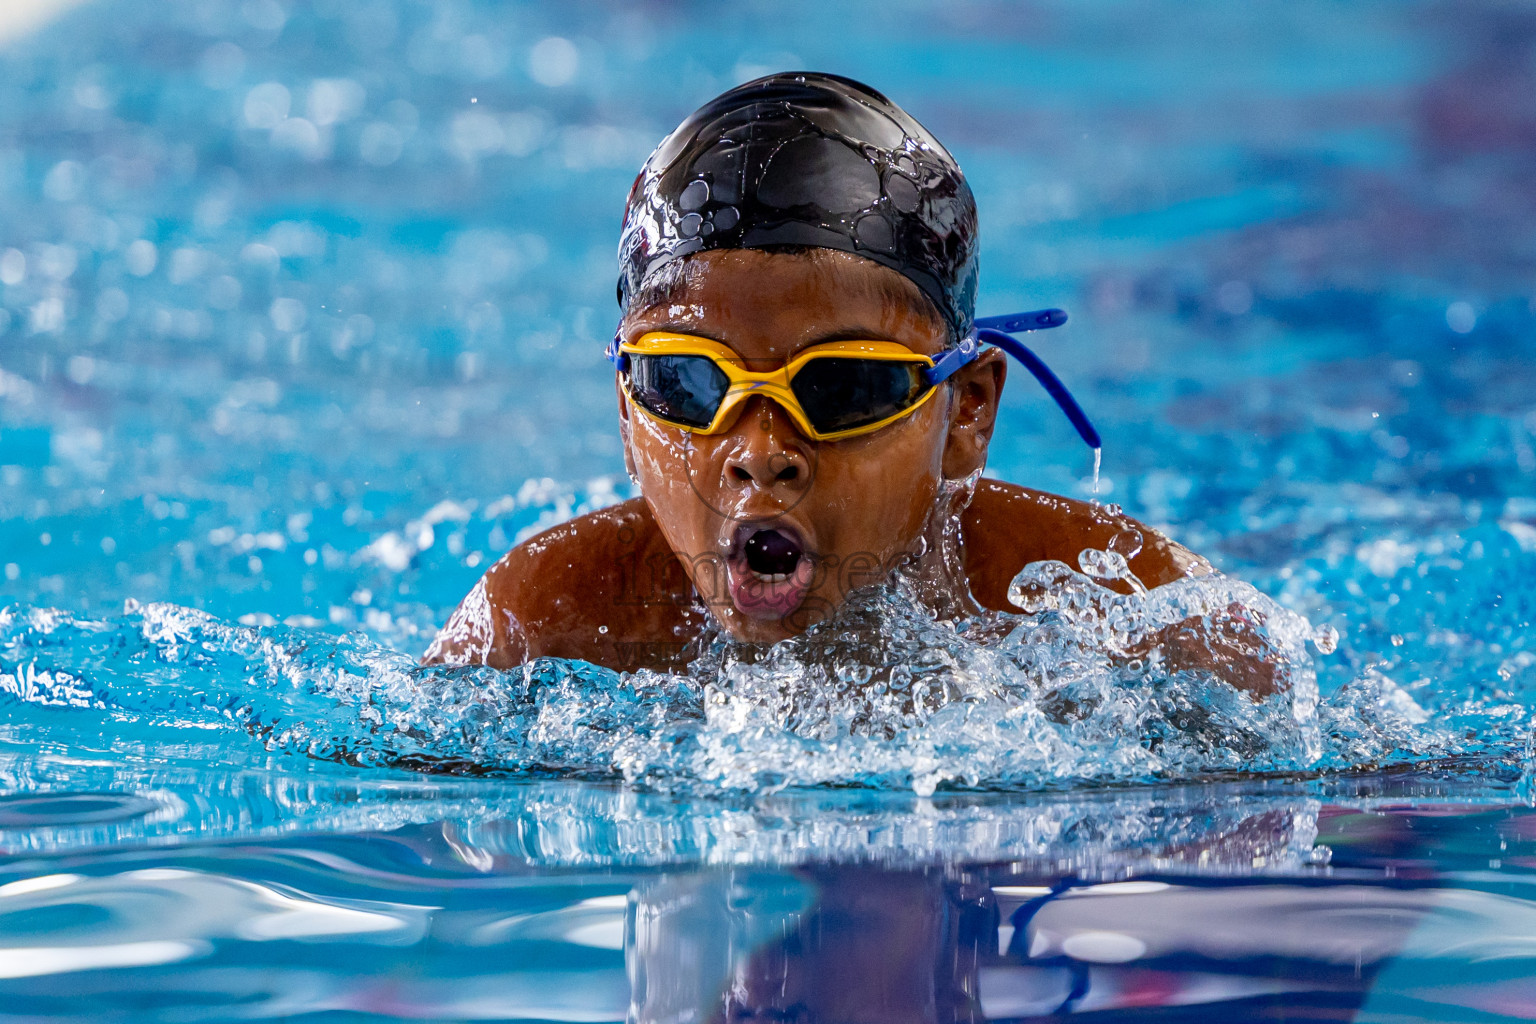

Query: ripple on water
left=0, top=792, right=165, bottom=828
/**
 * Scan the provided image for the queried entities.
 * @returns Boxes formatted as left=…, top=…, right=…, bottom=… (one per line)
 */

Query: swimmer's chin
left=719, top=612, right=801, bottom=644
left=715, top=606, right=817, bottom=644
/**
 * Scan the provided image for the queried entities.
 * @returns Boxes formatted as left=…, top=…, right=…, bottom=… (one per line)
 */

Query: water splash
left=3, top=554, right=1511, bottom=796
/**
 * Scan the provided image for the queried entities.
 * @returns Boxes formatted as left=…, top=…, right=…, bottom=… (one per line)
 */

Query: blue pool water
left=2, top=0, right=1536, bottom=1019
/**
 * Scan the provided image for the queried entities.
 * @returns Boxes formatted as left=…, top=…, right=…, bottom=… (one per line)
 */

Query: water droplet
left=1108, top=529, right=1143, bottom=561
left=1445, top=300, right=1476, bottom=334
left=1312, top=625, right=1339, bottom=654
left=1091, top=447, right=1102, bottom=496
left=1007, top=561, right=1078, bottom=612
left=713, top=205, right=739, bottom=231
left=1007, top=579, right=1052, bottom=613
left=678, top=212, right=703, bottom=237
left=1078, top=548, right=1115, bottom=580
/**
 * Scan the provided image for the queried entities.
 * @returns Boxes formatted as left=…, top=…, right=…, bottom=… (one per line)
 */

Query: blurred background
left=0, top=0, right=1531, bottom=699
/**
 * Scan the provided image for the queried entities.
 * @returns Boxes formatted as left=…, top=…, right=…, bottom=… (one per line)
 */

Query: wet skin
left=423, top=249, right=1271, bottom=689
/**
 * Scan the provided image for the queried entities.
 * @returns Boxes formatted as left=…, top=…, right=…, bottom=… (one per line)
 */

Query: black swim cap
left=617, top=72, right=979, bottom=340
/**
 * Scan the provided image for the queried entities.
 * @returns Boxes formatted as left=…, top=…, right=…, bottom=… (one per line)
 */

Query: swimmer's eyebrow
left=645, top=319, right=724, bottom=341
left=805, top=325, right=899, bottom=344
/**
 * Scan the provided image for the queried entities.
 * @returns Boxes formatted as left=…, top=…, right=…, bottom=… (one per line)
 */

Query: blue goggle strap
left=924, top=308, right=1101, bottom=451
left=604, top=336, right=628, bottom=373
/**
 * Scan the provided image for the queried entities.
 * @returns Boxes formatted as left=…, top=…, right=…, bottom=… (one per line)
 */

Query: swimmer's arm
left=420, top=499, right=700, bottom=672
left=1123, top=604, right=1284, bottom=698
left=962, top=481, right=1277, bottom=697
left=962, top=479, right=1211, bottom=609
left=420, top=570, right=529, bottom=669
left=420, top=528, right=590, bottom=669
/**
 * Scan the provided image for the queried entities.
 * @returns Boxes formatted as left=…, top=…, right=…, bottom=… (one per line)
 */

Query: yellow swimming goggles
left=612, top=332, right=941, bottom=441
left=605, top=309, right=1102, bottom=448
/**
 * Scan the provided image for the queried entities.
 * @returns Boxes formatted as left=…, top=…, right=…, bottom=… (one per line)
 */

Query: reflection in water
left=629, top=870, right=994, bottom=1023
left=625, top=860, right=1536, bottom=1023
left=4, top=782, right=1536, bottom=1021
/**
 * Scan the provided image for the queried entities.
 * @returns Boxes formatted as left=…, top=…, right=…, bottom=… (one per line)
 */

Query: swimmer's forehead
left=621, top=249, right=948, bottom=354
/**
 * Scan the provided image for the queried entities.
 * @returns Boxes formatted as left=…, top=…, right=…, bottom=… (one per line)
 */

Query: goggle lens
left=789, top=357, right=928, bottom=434
left=627, top=353, right=730, bottom=429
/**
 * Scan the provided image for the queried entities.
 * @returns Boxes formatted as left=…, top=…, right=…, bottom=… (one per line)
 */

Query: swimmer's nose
left=722, top=397, right=811, bottom=491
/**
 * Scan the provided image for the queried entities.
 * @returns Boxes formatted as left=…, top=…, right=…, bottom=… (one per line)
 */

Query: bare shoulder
left=421, top=498, right=702, bottom=671
left=961, top=479, right=1211, bottom=613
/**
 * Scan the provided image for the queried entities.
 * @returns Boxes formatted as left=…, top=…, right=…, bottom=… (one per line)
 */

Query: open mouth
left=726, top=523, right=815, bottom=623
left=743, top=528, right=804, bottom=580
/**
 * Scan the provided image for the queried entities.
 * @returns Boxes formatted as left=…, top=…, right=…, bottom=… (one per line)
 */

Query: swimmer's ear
left=616, top=376, right=639, bottom=481
left=941, top=348, right=1005, bottom=479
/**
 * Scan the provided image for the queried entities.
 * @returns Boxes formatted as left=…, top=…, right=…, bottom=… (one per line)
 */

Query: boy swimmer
left=424, top=74, right=1266, bottom=688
